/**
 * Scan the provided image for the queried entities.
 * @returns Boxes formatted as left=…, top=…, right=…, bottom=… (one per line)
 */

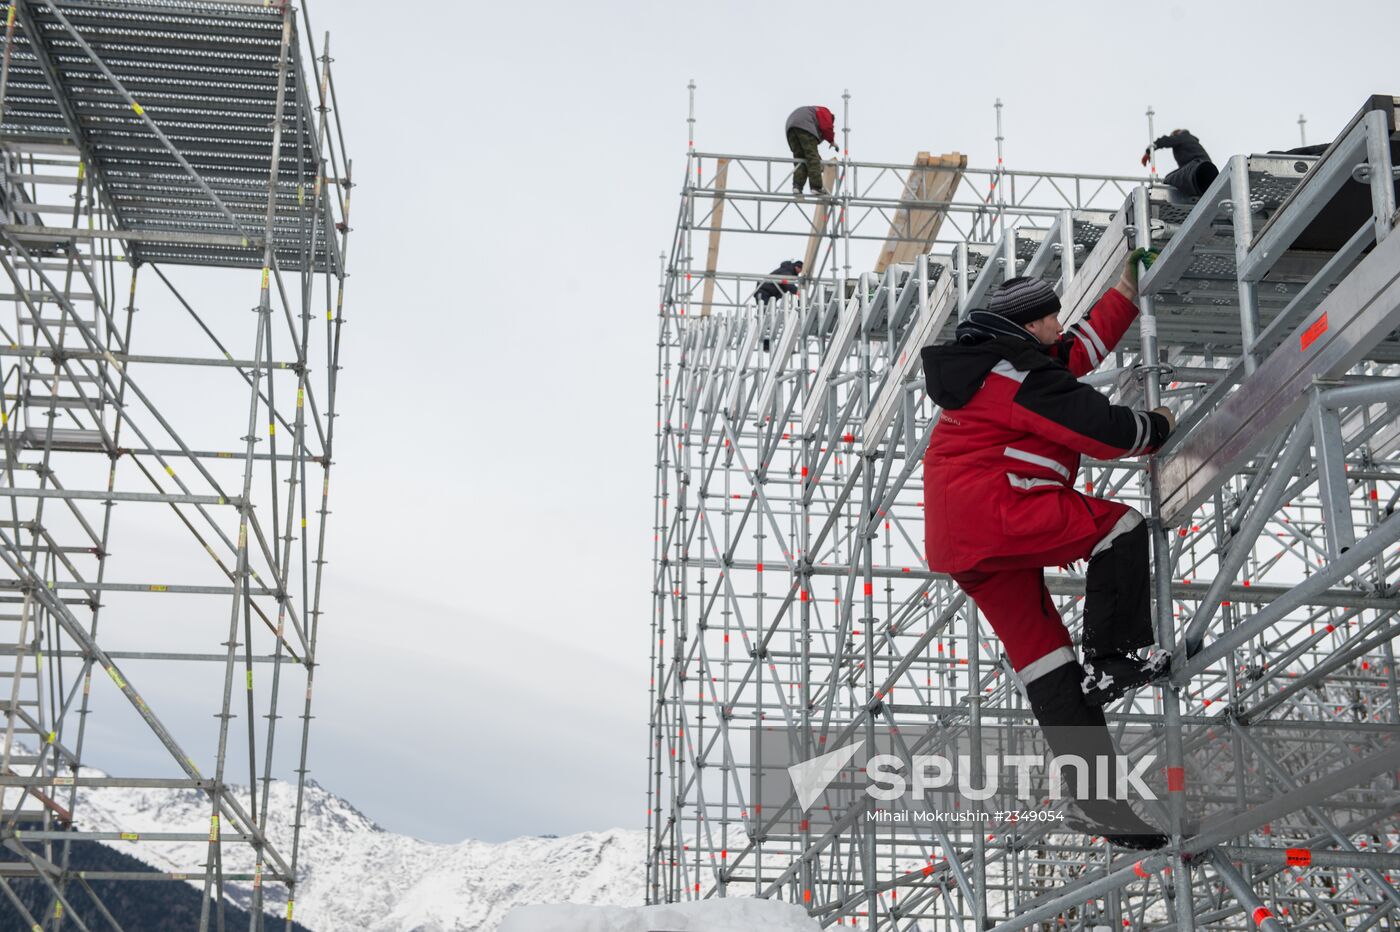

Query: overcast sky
left=118, top=0, right=1394, bottom=844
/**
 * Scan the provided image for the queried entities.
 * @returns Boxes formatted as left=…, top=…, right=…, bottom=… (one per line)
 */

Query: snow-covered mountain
left=61, top=761, right=646, bottom=931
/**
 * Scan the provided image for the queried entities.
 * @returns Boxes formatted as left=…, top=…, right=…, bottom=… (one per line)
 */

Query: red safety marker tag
left=1300, top=313, right=1328, bottom=351
left=1253, top=906, right=1273, bottom=926
left=1285, top=848, right=1312, bottom=866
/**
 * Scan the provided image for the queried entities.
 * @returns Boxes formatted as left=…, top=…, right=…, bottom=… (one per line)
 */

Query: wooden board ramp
left=875, top=152, right=967, bottom=274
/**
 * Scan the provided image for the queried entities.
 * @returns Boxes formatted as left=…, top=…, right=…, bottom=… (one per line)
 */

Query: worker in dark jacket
left=754, top=260, right=803, bottom=305
left=1142, top=129, right=1219, bottom=197
left=786, top=106, right=838, bottom=197
left=921, top=254, right=1174, bottom=848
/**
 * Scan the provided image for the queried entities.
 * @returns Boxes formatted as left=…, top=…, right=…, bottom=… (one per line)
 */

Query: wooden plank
left=874, top=152, right=967, bottom=274
left=801, top=162, right=840, bottom=273
left=700, top=158, right=728, bottom=317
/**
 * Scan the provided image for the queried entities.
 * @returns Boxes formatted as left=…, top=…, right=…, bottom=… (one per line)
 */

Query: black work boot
left=1080, top=648, right=1170, bottom=706
left=1065, top=800, right=1169, bottom=850
left=1024, top=660, right=1168, bottom=849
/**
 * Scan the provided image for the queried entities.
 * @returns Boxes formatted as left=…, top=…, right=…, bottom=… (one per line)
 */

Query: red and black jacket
left=920, top=288, right=1168, bottom=570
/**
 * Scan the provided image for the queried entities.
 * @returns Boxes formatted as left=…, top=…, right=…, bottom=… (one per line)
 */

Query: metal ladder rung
left=20, top=317, right=98, bottom=327
left=17, top=394, right=106, bottom=409
left=17, top=372, right=101, bottom=384
left=19, top=427, right=105, bottom=451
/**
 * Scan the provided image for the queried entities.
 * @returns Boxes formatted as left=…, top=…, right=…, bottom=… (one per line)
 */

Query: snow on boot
left=1081, top=648, right=1169, bottom=706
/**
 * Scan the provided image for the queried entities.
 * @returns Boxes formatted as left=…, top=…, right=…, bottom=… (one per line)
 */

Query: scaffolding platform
left=650, top=93, right=1400, bottom=930
left=0, top=0, right=331, bottom=270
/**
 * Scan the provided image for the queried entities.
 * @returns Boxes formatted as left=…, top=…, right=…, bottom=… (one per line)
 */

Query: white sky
left=109, top=0, right=1393, bottom=844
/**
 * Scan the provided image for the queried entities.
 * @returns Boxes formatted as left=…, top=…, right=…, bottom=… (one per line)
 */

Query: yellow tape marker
left=130, top=101, right=144, bottom=117
left=209, top=815, right=219, bottom=841
left=261, top=268, right=270, bottom=289
left=297, top=387, right=304, bottom=408
left=6, top=6, right=14, bottom=27
left=246, top=670, right=253, bottom=690
left=77, top=161, right=85, bottom=180
left=106, top=667, right=126, bottom=689
left=165, top=465, right=175, bottom=477
left=120, top=832, right=138, bottom=842
left=287, top=901, right=294, bottom=920
left=46, top=731, right=54, bottom=745
left=149, top=584, right=168, bottom=592
left=269, top=422, right=276, bottom=437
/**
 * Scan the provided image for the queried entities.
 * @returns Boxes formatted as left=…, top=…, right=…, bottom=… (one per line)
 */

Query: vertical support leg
left=201, top=5, right=294, bottom=929
left=1229, top=155, right=1260, bottom=371
left=1058, top=208, right=1076, bottom=294
left=1136, top=182, right=1196, bottom=932
left=955, top=241, right=969, bottom=317
left=1310, top=388, right=1356, bottom=557
left=1364, top=110, right=1396, bottom=242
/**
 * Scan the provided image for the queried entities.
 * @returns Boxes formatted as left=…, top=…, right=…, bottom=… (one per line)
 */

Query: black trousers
left=1164, top=158, right=1219, bottom=198
left=1082, top=518, right=1155, bottom=661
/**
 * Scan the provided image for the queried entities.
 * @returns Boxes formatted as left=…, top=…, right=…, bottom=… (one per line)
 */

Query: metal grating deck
left=0, top=0, right=330, bottom=271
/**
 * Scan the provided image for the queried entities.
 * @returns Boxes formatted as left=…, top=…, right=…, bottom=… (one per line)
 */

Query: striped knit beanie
left=988, top=276, right=1060, bottom=325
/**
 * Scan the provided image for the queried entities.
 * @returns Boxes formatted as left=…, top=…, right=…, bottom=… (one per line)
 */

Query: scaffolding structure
left=649, top=92, right=1400, bottom=930
left=0, top=1, right=350, bottom=928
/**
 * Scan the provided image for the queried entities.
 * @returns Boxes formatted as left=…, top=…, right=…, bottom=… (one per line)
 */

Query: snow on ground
left=498, top=899, right=821, bottom=932
left=57, top=751, right=648, bottom=931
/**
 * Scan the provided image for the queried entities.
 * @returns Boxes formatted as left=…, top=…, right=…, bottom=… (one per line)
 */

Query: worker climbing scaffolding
left=920, top=249, right=1173, bottom=848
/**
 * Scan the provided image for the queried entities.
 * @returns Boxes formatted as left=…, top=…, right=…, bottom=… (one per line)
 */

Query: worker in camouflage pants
left=785, top=105, right=837, bottom=196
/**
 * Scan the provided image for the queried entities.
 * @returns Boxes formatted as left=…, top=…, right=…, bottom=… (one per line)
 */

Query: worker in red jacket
left=785, top=105, right=838, bottom=197
left=920, top=253, right=1174, bottom=848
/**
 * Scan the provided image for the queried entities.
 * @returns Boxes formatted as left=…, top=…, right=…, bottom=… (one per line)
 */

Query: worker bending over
left=920, top=255, right=1174, bottom=848
left=785, top=105, right=838, bottom=198
left=1143, top=128, right=1219, bottom=198
left=754, top=259, right=803, bottom=306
